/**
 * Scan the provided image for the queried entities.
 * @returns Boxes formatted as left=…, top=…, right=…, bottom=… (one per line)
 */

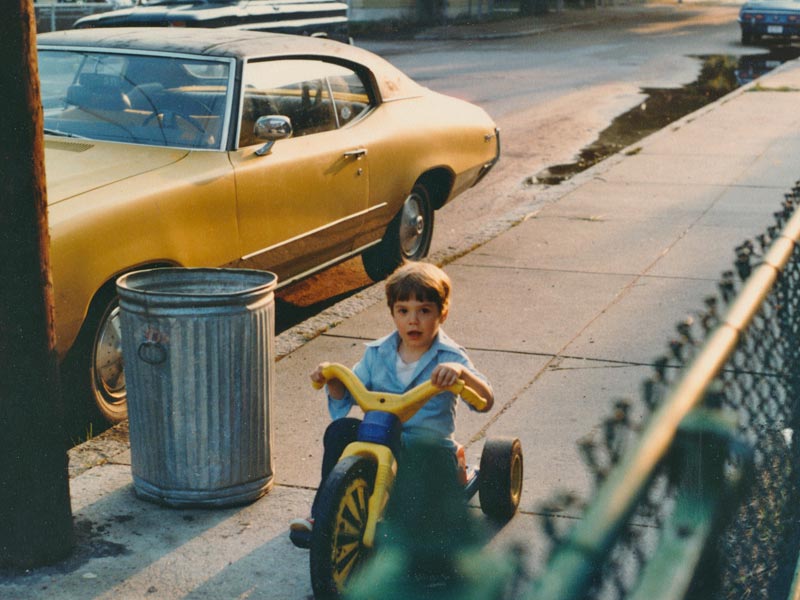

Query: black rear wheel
left=310, top=456, right=377, bottom=599
left=478, top=437, right=523, bottom=521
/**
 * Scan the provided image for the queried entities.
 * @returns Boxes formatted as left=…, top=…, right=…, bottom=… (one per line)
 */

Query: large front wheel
left=310, top=456, right=377, bottom=600
left=361, top=183, right=434, bottom=282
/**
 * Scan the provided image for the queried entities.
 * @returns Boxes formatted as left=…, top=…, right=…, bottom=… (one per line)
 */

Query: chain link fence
left=533, top=182, right=800, bottom=600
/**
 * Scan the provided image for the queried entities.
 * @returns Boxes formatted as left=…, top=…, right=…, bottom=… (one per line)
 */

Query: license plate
left=768, top=25, right=784, bottom=33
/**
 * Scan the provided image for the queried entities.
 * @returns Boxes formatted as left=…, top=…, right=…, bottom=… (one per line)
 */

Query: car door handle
left=343, top=148, right=367, bottom=159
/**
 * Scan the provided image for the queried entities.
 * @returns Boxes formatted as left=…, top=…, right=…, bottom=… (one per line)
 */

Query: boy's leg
left=290, top=417, right=360, bottom=549
left=314, top=417, right=361, bottom=517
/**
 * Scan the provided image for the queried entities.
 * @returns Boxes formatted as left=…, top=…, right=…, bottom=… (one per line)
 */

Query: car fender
left=48, top=147, right=238, bottom=357
left=357, top=93, right=497, bottom=235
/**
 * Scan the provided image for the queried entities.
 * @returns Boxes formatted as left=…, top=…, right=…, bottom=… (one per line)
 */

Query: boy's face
left=391, top=296, right=448, bottom=357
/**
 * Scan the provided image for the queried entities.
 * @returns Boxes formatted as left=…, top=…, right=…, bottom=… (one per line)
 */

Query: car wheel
left=741, top=29, right=753, bottom=45
left=90, top=295, right=127, bottom=423
left=62, top=288, right=127, bottom=438
left=361, top=183, right=434, bottom=282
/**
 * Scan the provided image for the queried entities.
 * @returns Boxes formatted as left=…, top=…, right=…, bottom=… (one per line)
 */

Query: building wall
left=349, top=0, right=491, bottom=23
left=349, top=0, right=415, bottom=22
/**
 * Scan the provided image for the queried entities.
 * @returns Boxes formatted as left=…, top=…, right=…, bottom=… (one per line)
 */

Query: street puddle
left=533, top=48, right=800, bottom=185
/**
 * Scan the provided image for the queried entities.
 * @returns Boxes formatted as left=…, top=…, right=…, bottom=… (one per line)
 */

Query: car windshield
left=39, top=49, right=232, bottom=150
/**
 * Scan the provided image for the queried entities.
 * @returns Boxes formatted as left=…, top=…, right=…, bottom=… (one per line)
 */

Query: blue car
left=739, top=0, right=800, bottom=45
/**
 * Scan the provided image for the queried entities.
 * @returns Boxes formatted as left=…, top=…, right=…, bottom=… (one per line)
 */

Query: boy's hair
left=385, top=262, right=451, bottom=314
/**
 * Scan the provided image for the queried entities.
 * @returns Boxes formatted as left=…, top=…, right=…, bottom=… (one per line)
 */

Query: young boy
left=289, top=261, right=494, bottom=545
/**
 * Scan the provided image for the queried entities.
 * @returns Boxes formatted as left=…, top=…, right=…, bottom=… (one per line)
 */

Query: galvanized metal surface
left=117, top=267, right=277, bottom=508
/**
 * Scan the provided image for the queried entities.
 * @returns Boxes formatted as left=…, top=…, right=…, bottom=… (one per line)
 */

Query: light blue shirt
left=327, top=329, right=491, bottom=450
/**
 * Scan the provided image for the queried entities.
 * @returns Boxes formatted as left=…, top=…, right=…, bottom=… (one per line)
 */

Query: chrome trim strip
left=241, top=202, right=387, bottom=261
left=276, top=239, right=382, bottom=289
left=380, top=95, right=424, bottom=103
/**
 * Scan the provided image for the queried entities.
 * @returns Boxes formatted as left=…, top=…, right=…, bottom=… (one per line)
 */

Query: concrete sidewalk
left=5, top=22, right=800, bottom=600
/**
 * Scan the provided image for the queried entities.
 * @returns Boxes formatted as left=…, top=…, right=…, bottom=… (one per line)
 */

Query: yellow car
left=38, top=27, right=500, bottom=431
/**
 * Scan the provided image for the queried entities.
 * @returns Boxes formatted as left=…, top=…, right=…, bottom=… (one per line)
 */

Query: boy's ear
left=439, top=306, right=449, bottom=323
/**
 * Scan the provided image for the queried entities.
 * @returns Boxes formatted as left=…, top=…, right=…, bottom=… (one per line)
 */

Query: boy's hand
left=310, top=363, right=346, bottom=400
left=431, top=362, right=463, bottom=388
left=310, top=364, right=328, bottom=387
left=432, top=363, right=495, bottom=412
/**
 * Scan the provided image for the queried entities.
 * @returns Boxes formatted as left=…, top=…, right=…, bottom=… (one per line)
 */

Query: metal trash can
left=116, top=267, right=277, bottom=508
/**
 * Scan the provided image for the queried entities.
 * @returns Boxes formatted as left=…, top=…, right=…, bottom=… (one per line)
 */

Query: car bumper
left=740, top=19, right=800, bottom=37
left=472, top=128, right=501, bottom=187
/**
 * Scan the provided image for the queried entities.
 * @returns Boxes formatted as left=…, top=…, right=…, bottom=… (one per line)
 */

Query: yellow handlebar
left=313, top=362, right=488, bottom=421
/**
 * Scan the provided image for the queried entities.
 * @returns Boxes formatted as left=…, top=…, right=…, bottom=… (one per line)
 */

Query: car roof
left=37, top=27, right=425, bottom=100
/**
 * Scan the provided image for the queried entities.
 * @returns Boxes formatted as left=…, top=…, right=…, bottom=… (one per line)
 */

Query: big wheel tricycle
left=304, top=362, right=523, bottom=600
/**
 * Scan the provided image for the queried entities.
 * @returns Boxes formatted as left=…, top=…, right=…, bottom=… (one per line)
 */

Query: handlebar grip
left=451, top=380, right=489, bottom=412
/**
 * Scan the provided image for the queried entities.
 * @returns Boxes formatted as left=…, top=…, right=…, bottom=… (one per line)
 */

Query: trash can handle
left=138, top=340, right=167, bottom=365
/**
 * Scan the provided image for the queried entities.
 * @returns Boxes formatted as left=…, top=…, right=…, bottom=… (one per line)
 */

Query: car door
left=230, top=58, right=372, bottom=284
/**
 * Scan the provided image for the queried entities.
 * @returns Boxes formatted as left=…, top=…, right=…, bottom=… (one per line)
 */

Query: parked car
left=739, top=0, right=800, bottom=45
left=37, top=27, right=500, bottom=432
left=72, top=0, right=350, bottom=43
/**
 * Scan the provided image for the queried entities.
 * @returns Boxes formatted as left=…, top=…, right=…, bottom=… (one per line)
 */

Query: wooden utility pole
left=0, top=0, right=74, bottom=567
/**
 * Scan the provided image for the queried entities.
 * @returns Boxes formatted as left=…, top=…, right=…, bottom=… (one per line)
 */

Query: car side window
left=239, top=59, right=374, bottom=147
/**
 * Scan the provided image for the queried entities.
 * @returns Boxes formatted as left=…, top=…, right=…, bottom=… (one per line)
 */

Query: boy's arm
left=322, top=349, right=374, bottom=419
left=431, top=362, right=494, bottom=412
left=327, top=379, right=347, bottom=400
left=311, top=363, right=354, bottom=419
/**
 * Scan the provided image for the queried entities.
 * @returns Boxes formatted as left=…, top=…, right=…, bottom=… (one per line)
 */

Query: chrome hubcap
left=399, top=194, right=426, bottom=256
left=94, top=306, right=126, bottom=404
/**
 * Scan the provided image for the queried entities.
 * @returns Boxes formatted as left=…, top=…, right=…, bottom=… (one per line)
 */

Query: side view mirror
left=254, top=115, right=292, bottom=156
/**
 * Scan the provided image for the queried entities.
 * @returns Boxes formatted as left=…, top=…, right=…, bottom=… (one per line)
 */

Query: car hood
left=44, top=138, right=189, bottom=205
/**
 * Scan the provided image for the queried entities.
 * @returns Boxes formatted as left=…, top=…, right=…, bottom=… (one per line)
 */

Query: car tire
left=361, top=182, right=434, bottom=282
left=61, top=287, right=127, bottom=438
left=741, top=30, right=753, bottom=45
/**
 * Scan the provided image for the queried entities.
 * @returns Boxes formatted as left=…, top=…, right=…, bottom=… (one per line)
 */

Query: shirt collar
left=369, top=329, right=462, bottom=362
